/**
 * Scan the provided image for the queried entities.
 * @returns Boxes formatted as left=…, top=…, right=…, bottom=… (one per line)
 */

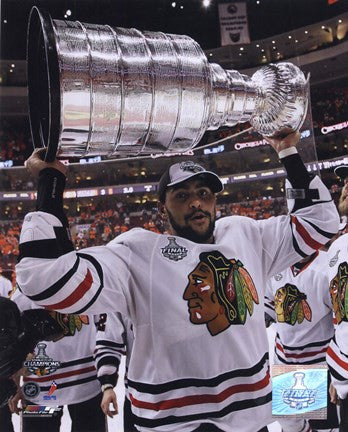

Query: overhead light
left=288, top=35, right=292, bottom=39
left=9, top=69, right=13, bottom=73
left=273, top=46, right=276, bottom=50
left=272, top=40, right=275, bottom=44
left=209, top=53, right=213, bottom=56
left=180, top=5, right=184, bottom=9
left=239, top=53, right=242, bottom=56
left=256, top=0, right=260, bottom=4
left=64, top=14, right=68, bottom=18
left=261, top=48, right=265, bottom=52
left=321, top=25, right=326, bottom=29
left=202, top=0, right=211, bottom=7
left=305, top=30, right=308, bottom=34
left=240, top=47, right=244, bottom=51
left=65, top=9, right=72, bottom=16
left=277, top=52, right=280, bottom=55
left=171, top=1, right=176, bottom=6
left=256, top=44, right=260, bottom=48
left=3, top=19, right=7, bottom=24
left=11, top=63, right=15, bottom=68
left=338, top=19, right=342, bottom=23
left=295, top=39, right=299, bottom=43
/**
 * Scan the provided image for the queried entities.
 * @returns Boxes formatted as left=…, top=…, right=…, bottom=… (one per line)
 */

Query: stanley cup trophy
left=27, top=7, right=309, bottom=162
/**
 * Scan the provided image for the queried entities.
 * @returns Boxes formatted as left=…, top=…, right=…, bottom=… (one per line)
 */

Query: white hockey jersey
left=11, top=290, right=100, bottom=406
left=0, top=275, right=12, bottom=298
left=325, top=231, right=348, bottom=399
left=265, top=251, right=334, bottom=365
left=16, top=175, right=339, bottom=432
left=94, top=312, right=133, bottom=391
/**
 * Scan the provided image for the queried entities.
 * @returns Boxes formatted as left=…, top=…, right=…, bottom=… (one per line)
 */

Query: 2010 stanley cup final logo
left=161, top=237, right=188, bottom=261
left=282, top=372, right=316, bottom=410
left=24, top=343, right=61, bottom=376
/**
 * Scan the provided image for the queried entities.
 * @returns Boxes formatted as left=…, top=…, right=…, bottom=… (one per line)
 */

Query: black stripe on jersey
left=73, top=253, right=104, bottom=314
left=96, top=340, right=125, bottom=349
left=128, top=352, right=268, bottom=395
left=264, top=303, right=274, bottom=312
left=132, top=392, right=272, bottom=428
left=289, top=219, right=307, bottom=258
left=276, top=334, right=332, bottom=351
left=60, top=356, right=94, bottom=368
left=276, top=352, right=326, bottom=365
left=332, top=336, right=348, bottom=358
left=18, top=239, right=63, bottom=261
left=96, top=356, right=120, bottom=369
left=26, top=256, right=80, bottom=301
left=94, top=350, right=125, bottom=361
left=328, top=366, right=347, bottom=382
left=38, top=374, right=98, bottom=392
left=302, top=217, right=336, bottom=239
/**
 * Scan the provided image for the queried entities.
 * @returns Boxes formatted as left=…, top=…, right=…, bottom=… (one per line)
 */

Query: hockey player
left=325, top=165, right=348, bottom=432
left=0, top=268, right=12, bottom=298
left=8, top=289, right=107, bottom=432
left=94, top=312, right=135, bottom=431
left=266, top=250, right=339, bottom=432
left=13, top=131, right=340, bottom=432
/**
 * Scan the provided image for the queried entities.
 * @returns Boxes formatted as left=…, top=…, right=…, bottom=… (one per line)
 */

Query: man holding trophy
left=0, top=7, right=341, bottom=432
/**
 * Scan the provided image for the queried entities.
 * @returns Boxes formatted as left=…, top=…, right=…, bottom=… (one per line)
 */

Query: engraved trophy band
left=27, top=7, right=309, bottom=161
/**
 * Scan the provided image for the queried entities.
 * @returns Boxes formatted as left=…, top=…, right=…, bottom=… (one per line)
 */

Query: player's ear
left=158, top=202, right=167, bottom=220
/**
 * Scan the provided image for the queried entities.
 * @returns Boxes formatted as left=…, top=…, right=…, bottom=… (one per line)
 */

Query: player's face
left=183, top=262, right=220, bottom=323
left=162, top=179, right=216, bottom=243
left=338, top=177, right=348, bottom=217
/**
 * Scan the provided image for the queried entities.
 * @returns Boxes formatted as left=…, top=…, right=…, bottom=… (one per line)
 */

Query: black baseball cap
left=158, top=161, right=223, bottom=203
left=334, top=165, right=348, bottom=180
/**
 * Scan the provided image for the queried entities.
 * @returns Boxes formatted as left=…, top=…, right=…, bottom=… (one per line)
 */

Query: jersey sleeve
left=16, top=211, right=130, bottom=315
left=258, top=175, right=339, bottom=279
left=94, top=312, right=130, bottom=386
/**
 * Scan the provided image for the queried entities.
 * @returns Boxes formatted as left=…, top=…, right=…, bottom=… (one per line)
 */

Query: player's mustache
left=185, top=210, right=211, bottom=221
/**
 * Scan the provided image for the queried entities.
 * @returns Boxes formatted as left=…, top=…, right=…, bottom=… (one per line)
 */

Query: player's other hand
left=24, top=148, right=68, bottom=177
left=100, top=388, right=118, bottom=418
left=8, top=389, right=25, bottom=415
left=264, top=131, right=300, bottom=154
left=329, top=382, right=339, bottom=405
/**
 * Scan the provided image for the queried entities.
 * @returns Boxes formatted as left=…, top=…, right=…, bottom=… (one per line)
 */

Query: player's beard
left=166, top=208, right=216, bottom=243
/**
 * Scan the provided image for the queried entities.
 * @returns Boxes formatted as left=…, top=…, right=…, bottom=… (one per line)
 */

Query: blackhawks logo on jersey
left=50, top=312, right=89, bottom=336
left=329, top=261, right=348, bottom=325
left=274, top=284, right=312, bottom=325
left=183, top=251, right=259, bottom=336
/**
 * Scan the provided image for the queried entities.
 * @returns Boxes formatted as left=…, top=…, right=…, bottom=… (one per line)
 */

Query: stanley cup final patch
left=161, top=237, right=188, bottom=261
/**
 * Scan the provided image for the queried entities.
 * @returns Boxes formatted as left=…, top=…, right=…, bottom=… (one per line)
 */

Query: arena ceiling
left=1, top=0, right=347, bottom=60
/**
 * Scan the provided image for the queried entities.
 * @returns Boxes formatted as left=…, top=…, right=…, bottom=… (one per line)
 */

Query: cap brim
left=334, top=165, right=348, bottom=179
left=167, top=171, right=224, bottom=193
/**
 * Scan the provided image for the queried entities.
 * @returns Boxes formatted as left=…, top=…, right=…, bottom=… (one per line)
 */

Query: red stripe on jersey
left=43, top=269, right=93, bottom=310
left=291, top=216, right=324, bottom=250
left=327, top=346, right=348, bottom=371
left=129, top=370, right=270, bottom=411
left=276, top=343, right=328, bottom=359
left=23, top=365, right=96, bottom=382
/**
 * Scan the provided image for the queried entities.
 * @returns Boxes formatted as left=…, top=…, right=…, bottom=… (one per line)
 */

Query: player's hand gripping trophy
left=27, top=7, right=309, bottom=162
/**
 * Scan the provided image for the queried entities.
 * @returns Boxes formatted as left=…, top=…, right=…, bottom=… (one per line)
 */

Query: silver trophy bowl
left=27, top=7, right=309, bottom=161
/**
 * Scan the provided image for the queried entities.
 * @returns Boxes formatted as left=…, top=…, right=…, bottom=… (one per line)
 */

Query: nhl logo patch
left=161, top=237, right=188, bottom=261
left=179, top=161, right=204, bottom=173
left=275, top=274, right=283, bottom=281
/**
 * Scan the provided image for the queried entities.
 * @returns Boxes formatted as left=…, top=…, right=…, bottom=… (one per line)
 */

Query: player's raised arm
left=257, top=132, right=339, bottom=278
left=16, top=151, right=130, bottom=316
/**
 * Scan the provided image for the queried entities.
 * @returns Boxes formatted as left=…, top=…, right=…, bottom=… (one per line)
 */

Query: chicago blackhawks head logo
left=49, top=312, right=89, bottom=336
left=329, top=262, right=348, bottom=325
left=274, top=284, right=312, bottom=325
left=183, top=251, right=259, bottom=336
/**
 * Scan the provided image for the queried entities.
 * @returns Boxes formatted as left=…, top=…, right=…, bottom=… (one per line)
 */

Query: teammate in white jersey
left=8, top=289, right=107, bottom=432
left=325, top=165, right=348, bottom=432
left=266, top=251, right=339, bottom=432
left=94, top=312, right=135, bottom=431
left=10, top=132, right=340, bottom=432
